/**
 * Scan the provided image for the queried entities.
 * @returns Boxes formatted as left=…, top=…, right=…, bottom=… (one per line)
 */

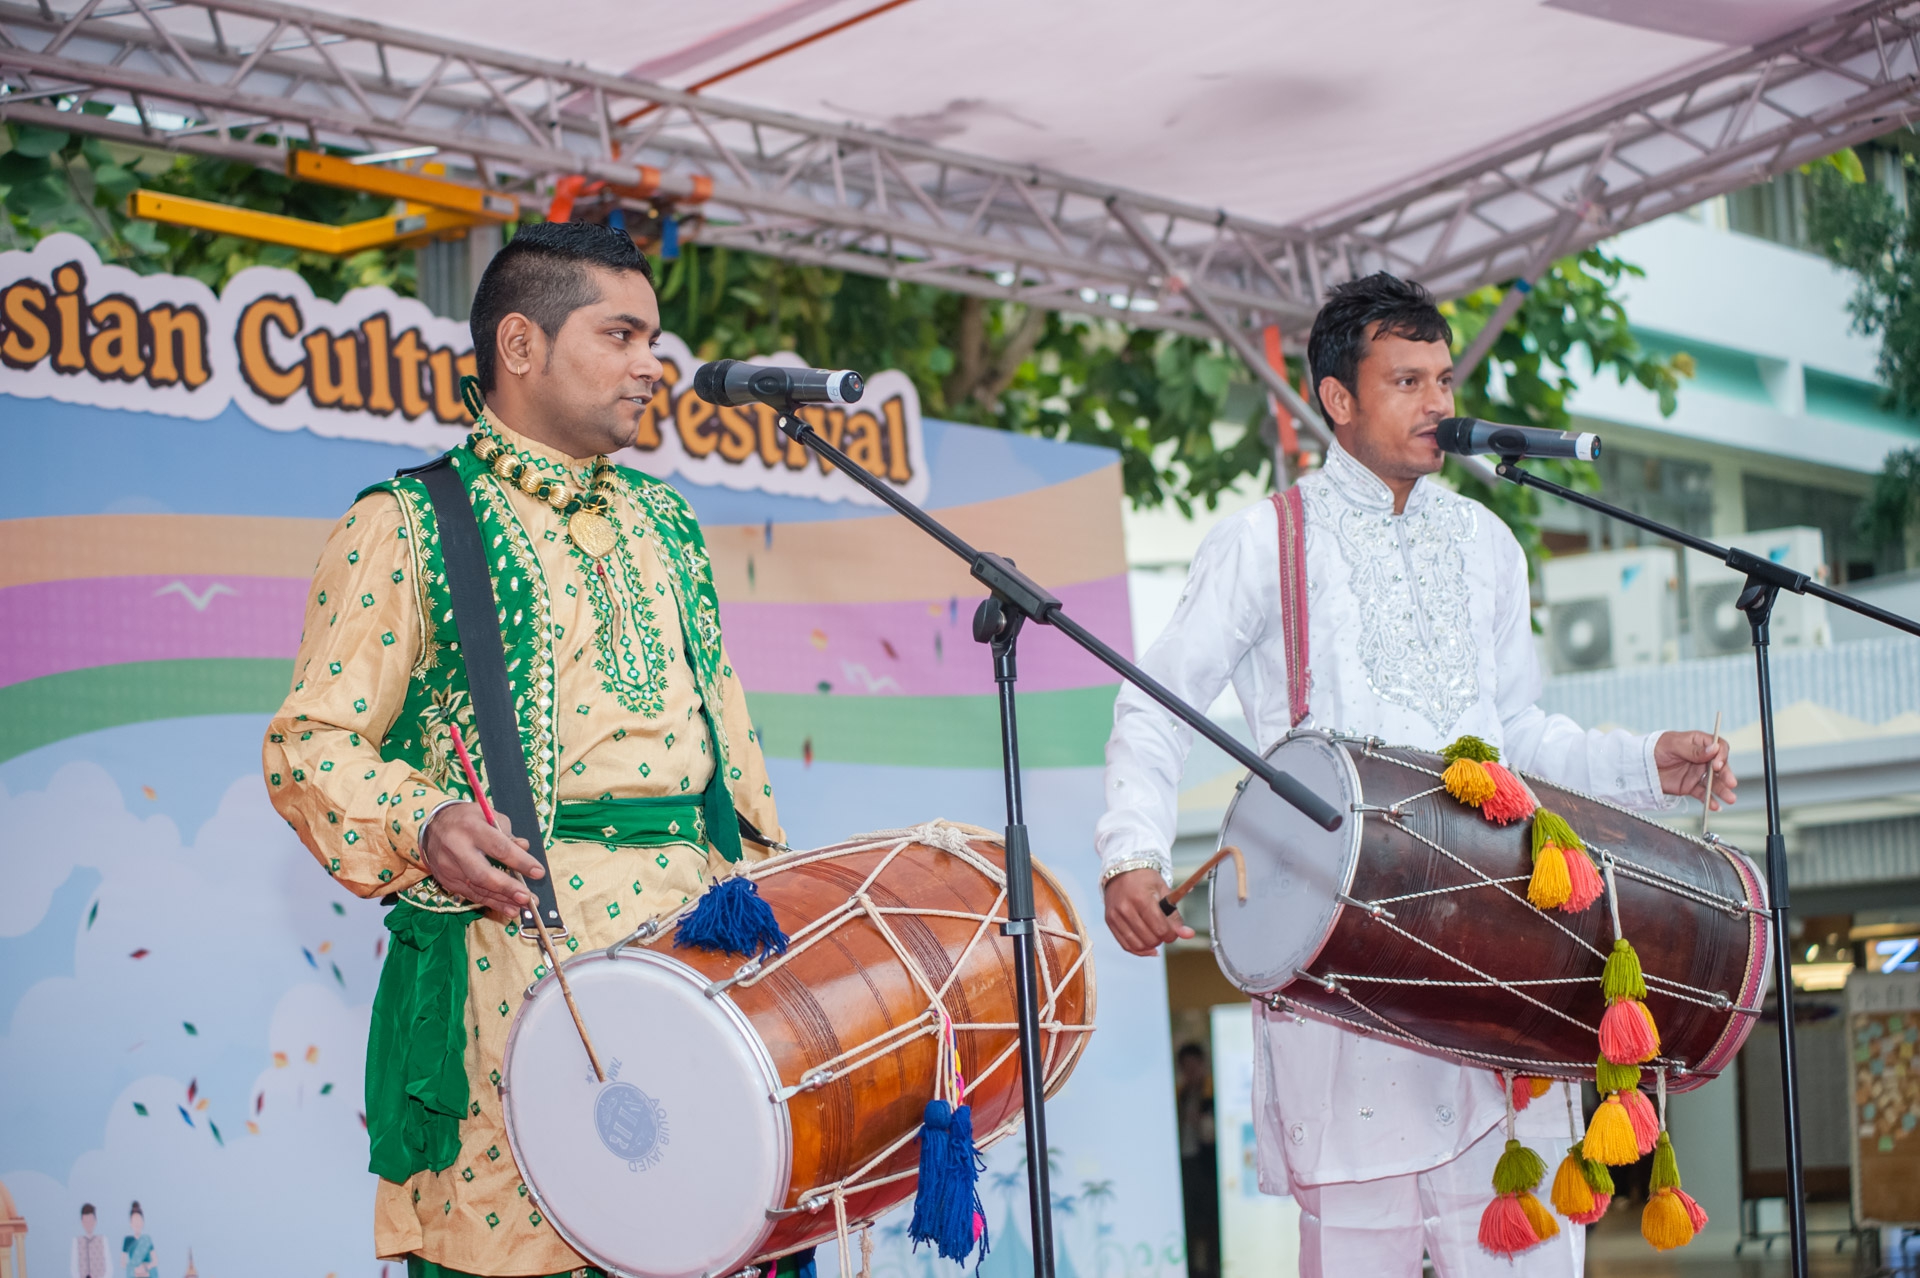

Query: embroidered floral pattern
left=1303, top=451, right=1481, bottom=734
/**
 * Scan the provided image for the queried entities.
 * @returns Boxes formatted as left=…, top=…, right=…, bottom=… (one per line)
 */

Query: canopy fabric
left=310, top=0, right=1856, bottom=229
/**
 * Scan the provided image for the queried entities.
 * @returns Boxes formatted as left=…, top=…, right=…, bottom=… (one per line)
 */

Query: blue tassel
left=907, top=1099, right=989, bottom=1263
left=672, top=876, right=789, bottom=961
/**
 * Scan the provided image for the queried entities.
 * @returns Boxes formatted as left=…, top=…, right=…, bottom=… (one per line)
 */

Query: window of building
left=1740, top=473, right=1895, bottom=583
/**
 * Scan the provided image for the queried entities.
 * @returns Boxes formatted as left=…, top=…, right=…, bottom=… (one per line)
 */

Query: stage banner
left=0, top=236, right=1185, bottom=1278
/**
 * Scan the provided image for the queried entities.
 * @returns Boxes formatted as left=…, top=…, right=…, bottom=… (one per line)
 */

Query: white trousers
left=1292, top=1122, right=1586, bottom=1278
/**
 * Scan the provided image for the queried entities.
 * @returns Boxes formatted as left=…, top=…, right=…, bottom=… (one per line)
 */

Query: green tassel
left=1531, top=808, right=1585, bottom=856
left=1596, top=1056, right=1642, bottom=1094
left=1650, top=1131, right=1681, bottom=1193
left=1442, top=735, right=1500, bottom=764
left=1492, top=1138, right=1547, bottom=1195
left=1603, top=937, right=1648, bottom=1002
left=1581, top=1157, right=1616, bottom=1196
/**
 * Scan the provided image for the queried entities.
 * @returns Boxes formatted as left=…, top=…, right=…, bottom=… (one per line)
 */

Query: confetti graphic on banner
left=87, top=901, right=98, bottom=929
left=129, top=948, right=149, bottom=959
left=302, top=947, right=317, bottom=968
left=182, top=1022, right=197, bottom=1035
left=131, top=1102, right=148, bottom=1117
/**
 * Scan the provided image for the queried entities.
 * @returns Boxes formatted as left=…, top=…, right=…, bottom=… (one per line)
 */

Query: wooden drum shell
left=1218, top=735, right=1767, bottom=1091
left=639, top=828, right=1093, bottom=1258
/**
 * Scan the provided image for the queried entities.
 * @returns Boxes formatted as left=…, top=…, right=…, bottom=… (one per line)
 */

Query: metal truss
left=4, top=0, right=1920, bottom=358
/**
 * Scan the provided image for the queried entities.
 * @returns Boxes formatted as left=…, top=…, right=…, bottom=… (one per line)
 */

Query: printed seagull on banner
left=155, top=581, right=236, bottom=611
left=839, top=661, right=902, bottom=694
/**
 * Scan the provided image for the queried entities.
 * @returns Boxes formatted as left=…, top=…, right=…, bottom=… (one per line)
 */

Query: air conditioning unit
left=1541, top=547, right=1680, bottom=674
left=1685, top=527, right=1830, bottom=657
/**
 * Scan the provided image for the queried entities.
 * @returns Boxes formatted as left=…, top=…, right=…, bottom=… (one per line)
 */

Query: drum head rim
left=501, top=947, right=791, bottom=1278
left=1209, top=729, right=1364, bottom=995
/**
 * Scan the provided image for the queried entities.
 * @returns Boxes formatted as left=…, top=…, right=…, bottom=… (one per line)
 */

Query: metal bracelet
left=1098, top=855, right=1171, bottom=889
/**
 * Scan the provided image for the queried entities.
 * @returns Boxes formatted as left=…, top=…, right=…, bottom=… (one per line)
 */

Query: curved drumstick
left=449, top=724, right=605, bottom=1083
left=1159, top=845, right=1248, bottom=918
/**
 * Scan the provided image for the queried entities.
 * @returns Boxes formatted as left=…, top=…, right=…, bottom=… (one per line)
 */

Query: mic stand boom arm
left=773, top=404, right=1342, bottom=1278
left=1492, top=457, right=1920, bottom=1278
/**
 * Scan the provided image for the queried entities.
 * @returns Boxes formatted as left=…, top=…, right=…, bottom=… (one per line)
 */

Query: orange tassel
left=1600, top=999, right=1659, bottom=1065
left=1527, top=842, right=1572, bottom=910
left=1567, top=1192, right=1611, bottom=1226
left=1530, top=1077, right=1553, bottom=1099
left=1444, top=756, right=1496, bottom=807
left=1642, top=1187, right=1695, bottom=1250
left=1519, top=1190, right=1560, bottom=1241
left=1479, top=1193, right=1542, bottom=1254
left=1583, top=1093, right=1640, bottom=1165
left=1620, top=1087, right=1660, bottom=1156
left=1481, top=761, right=1535, bottom=824
left=1562, top=847, right=1603, bottom=912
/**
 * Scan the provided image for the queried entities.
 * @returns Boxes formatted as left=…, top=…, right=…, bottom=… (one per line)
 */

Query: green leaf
left=9, top=125, right=69, bottom=159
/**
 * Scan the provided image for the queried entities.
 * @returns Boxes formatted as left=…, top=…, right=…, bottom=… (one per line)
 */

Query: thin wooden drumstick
left=449, top=724, right=605, bottom=1083
left=1159, top=845, right=1248, bottom=917
left=1700, top=710, right=1723, bottom=836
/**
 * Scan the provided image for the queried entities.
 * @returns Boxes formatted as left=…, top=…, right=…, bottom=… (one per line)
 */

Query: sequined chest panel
left=1303, top=484, right=1481, bottom=733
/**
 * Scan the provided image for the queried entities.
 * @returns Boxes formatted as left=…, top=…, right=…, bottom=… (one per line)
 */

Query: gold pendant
left=567, top=509, right=618, bottom=558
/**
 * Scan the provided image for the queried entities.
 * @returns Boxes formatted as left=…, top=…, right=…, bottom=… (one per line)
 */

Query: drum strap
left=411, top=453, right=566, bottom=935
left=1269, top=486, right=1312, bottom=727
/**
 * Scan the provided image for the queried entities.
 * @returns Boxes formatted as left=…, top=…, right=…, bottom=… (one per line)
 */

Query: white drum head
left=501, top=949, right=789, bottom=1278
left=1210, top=731, right=1363, bottom=994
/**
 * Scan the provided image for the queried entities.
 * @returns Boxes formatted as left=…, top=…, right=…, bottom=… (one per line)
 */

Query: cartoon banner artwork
left=0, top=261, right=1187, bottom=1278
left=0, top=233, right=928, bottom=506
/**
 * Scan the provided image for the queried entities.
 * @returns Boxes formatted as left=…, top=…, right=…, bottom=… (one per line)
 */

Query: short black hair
left=80, top=1204, right=96, bottom=1218
left=468, top=221, right=655, bottom=394
left=1305, top=272, right=1451, bottom=414
left=1177, top=1042, right=1206, bottom=1062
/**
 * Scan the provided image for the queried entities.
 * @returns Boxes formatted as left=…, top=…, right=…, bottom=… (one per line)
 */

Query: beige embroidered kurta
left=264, top=419, right=782, bottom=1274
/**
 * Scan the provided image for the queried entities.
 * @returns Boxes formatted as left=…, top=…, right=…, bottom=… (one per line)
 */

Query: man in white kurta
left=1095, top=273, right=1733, bottom=1277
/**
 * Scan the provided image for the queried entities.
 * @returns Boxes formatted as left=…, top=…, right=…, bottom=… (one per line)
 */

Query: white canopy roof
left=309, top=0, right=1858, bottom=228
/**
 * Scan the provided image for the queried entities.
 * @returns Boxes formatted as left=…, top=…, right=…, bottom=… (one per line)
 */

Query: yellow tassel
left=1527, top=842, right=1572, bottom=910
left=1528, top=1077, right=1552, bottom=1099
left=1642, top=1188, right=1696, bottom=1250
left=1519, top=1190, right=1560, bottom=1242
left=1550, top=1150, right=1594, bottom=1217
left=1444, top=756, right=1496, bottom=807
left=1583, top=1094, right=1640, bottom=1165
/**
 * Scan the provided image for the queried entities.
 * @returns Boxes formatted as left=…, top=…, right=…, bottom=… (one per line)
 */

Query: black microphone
left=691, top=358, right=864, bottom=408
left=1435, top=416, right=1599, bottom=461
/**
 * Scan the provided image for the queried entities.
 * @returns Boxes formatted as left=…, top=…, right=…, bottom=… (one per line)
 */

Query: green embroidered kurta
left=264, top=418, right=782, bottom=1275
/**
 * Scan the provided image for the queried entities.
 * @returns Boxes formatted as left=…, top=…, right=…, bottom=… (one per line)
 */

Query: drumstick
left=449, top=724, right=605, bottom=1083
left=1159, top=845, right=1248, bottom=917
left=1700, top=710, right=1722, bottom=836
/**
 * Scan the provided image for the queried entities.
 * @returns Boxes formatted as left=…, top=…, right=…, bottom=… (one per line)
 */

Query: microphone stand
left=772, top=401, right=1344, bottom=1278
left=1489, top=456, right=1920, bottom=1278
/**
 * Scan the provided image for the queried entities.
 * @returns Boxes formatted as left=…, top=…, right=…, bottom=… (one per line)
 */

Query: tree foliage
left=1442, top=249, right=1693, bottom=570
left=1804, top=148, right=1920, bottom=554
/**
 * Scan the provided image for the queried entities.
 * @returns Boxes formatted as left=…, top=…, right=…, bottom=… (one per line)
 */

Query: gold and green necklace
left=469, top=421, right=620, bottom=558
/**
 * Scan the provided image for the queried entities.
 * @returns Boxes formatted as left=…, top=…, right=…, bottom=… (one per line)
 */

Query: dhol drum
left=500, top=821, right=1094, bottom=1278
left=1212, top=731, right=1769, bottom=1091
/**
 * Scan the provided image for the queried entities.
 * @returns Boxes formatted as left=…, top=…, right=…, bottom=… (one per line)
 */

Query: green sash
left=365, top=802, right=716, bottom=1183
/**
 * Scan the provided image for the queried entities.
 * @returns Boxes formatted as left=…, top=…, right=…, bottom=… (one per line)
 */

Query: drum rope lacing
left=1268, top=742, right=1763, bottom=1078
left=642, top=821, right=1093, bottom=1265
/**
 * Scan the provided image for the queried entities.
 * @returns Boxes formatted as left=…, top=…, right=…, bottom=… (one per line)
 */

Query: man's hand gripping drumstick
left=443, top=724, right=605, bottom=1083
left=1105, top=846, right=1247, bottom=957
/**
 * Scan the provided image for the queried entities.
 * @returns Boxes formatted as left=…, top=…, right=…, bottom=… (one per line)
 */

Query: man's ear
left=497, top=312, right=540, bottom=379
left=1317, top=374, right=1355, bottom=429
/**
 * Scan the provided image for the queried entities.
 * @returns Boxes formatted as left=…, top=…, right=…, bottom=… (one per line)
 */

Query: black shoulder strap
left=404, top=454, right=565, bottom=935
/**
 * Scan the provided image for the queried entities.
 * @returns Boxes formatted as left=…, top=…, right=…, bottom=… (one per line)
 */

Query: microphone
left=1435, top=417, right=1600, bottom=461
left=691, top=358, right=864, bottom=408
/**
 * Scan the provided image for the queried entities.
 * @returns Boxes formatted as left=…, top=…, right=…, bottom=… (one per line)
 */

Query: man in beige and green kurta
left=265, top=221, right=782, bottom=1278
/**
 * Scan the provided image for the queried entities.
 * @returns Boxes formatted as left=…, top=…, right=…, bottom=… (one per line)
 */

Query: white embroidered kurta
left=1097, top=441, right=1674, bottom=1189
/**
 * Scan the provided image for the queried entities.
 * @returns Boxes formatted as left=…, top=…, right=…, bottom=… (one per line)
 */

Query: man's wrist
left=1100, top=855, right=1172, bottom=889
left=417, top=798, right=469, bottom=854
